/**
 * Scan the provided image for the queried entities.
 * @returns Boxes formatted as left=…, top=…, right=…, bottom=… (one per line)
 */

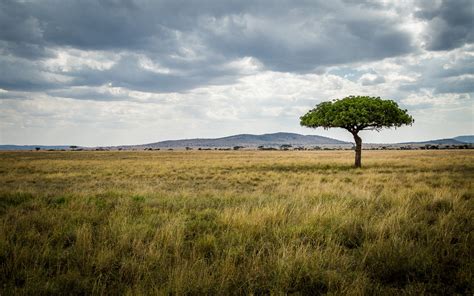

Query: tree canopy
left=300, top=95, right=414, bottom=167
left=300, top=95, right=414, bottom=134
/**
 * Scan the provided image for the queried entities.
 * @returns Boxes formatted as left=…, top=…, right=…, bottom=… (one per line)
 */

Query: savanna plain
left=0, top=150, right=473, bottom=295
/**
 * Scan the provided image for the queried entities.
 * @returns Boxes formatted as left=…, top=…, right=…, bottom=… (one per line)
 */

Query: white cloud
left=44, top=48, right=119, bottom=73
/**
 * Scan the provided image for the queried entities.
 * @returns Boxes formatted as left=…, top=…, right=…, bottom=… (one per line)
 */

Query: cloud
left=0, top=0, right=418, bottom=94
left=359, top=73, right=386, bottom=86
left=0, top=1, right=49, bottom=59
left=0, top=0, right=473, bottom=145
left=398, top=45, right=474, bottom=94
left=0, top=54, right=72, bottom=91
left=415, top=0, right=474, bottom=51
left=66, top=53, right=246, bottom=93
left=200, top=3, right=415, bottom=72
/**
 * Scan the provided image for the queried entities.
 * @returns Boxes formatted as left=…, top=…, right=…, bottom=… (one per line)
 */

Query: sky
left=0, top=0, right=473, bottom=146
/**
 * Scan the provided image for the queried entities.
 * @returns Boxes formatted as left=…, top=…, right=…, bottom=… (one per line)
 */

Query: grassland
left=0, top=150, right=473, bottom=295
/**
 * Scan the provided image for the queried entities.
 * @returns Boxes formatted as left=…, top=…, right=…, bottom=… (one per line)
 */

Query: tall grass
left=0, top=150, right=473, bottom=294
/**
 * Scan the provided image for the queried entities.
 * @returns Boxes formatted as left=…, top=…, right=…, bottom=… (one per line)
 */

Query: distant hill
left=2, top=134, right=472, bottom=150
left=0, top=145, right=72, bottom=151
left=401, top=138, right=469, bottom=145
left=453, top=135, right=474, bottom=144
left=130, top=132, right=350, bottom=148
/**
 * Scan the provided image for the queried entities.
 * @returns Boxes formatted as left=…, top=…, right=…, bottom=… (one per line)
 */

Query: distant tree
left=300, top=95, right=414, bottom=167
left=35, top=147, right=40, bottom=151
left=69, top=145, right=78, bottom=149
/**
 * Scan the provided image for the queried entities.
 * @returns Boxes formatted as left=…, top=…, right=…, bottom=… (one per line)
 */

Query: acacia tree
left=300, top=95, right=414, bottom=167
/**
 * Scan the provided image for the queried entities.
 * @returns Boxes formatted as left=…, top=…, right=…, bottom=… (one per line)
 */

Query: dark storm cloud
left=0, top=55, right=66, bottom=91
left=1, top=0, right=473, bottom=99
left=415, top=0, right=474, bottom=51
left=199, top=2, right=415, bottom=72
left=1, top=0, right=258, bottom=56
left=0, top=1, right=51, bottom=59
left=0, top=0, right=419, bottom=95
left=1, top=0, right=242, bottom=93
left=66, top=54, right=240, bottom=93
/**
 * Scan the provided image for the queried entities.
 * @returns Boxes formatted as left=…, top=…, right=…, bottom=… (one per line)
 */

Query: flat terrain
left=1, top=150, right=473, bottom=294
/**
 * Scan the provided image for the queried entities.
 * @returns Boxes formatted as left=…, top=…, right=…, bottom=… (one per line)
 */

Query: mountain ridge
left=401, top=137, right=473, bottom=145
left=453, top=135, right=474, bottom=143
left=133, top=132, right=350, bottom=148
left=1, top=133, right=472, bottom=150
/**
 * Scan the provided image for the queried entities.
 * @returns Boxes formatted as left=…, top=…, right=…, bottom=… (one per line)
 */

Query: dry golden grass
left=0, top=150, right=473, bottom=294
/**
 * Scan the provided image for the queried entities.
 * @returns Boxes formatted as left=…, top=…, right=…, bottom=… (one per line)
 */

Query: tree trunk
left=353, top=133, right=362, bottom=168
